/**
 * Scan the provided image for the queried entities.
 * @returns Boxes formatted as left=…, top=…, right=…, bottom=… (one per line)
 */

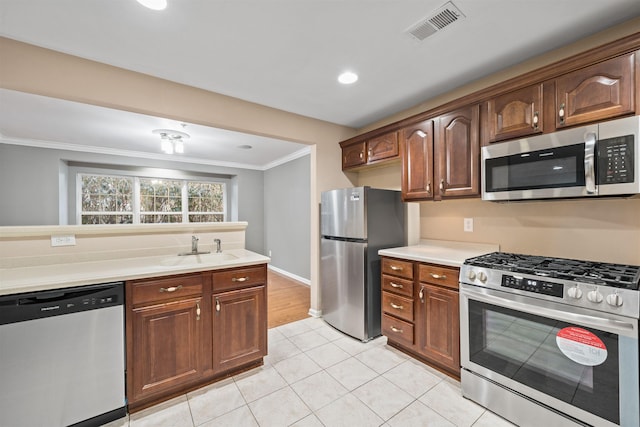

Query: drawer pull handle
left=430, top=273, right=446, bottom=280
left=390, top=326, right=404, bottom=333
left=390, top=302, right=404, bottom=310
left=232, top=276, right=249, bottom=282
left=390, top=265, right=403, bottom=271
left=160, top=285, right=183, bottom=293
left=215, top=297, right=221, bottom=313
left=196, top=302, right=201, bottom=320
left=390, top=282, right=403, bottom=289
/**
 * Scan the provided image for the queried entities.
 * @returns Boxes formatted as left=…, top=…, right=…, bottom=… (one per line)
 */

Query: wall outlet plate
left=51, top=235, right=76, bottom=247
left=463, top=218, right=474, bottom=232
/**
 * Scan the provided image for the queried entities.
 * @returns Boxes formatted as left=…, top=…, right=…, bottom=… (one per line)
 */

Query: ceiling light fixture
left=152, top=129, right=190, bottom=154
left=338, top=71, right=358, bottom=85
left=136, top=0, right=167, bottom=11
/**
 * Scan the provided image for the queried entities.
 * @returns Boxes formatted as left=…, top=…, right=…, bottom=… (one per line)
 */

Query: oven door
left=460, top=283, right=639, bottom=427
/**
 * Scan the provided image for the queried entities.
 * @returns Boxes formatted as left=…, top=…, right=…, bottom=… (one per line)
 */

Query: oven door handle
left=461, top=285, right=636, bottom=335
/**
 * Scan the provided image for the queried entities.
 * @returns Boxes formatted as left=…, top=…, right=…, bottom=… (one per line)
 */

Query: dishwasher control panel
left=0, top=282, right=123, bottom=324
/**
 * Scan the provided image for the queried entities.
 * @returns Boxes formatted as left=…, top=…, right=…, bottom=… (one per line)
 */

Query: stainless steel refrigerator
left=320, top=187, right=405, bottom=341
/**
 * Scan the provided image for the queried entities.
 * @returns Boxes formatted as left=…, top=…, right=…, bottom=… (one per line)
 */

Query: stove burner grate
left=464, top=252, right=640, bottom=290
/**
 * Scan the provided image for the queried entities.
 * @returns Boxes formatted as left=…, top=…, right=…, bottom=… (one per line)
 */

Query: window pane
left=80, top=175, right=133, bottom=222
left=187, top=181, right=225, bottom=223
left=139, top=179, right=182, bottom=223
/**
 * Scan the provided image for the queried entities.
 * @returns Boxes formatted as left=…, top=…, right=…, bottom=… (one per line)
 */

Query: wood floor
left=267, top=269, right=311, bottom=328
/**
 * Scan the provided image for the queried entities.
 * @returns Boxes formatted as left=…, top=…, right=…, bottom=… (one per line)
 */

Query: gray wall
left=0, top=143, right=265, bottom=254
left=264, top=154, right=310, bottom=280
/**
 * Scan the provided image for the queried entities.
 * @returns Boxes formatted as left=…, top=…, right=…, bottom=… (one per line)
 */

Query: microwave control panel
left=597, top=135, right=634, bottom=185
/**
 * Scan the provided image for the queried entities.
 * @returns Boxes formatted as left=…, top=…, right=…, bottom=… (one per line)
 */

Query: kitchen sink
left=159, top=252, right=238, bottom=267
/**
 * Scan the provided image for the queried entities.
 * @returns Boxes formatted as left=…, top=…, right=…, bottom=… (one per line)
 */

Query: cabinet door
left=129, top=297, right=203, bottom=404
left=367, top=131, right=399, bottom=163
left=435, top=105, right=480, bottom=199
left=556, top=53, right=635, bottom=128
left=401, top=120, right=434, bottom=201
left=416, top=284, right=460, bottom=375
left=342, top=141, right=367, bottom=169
left=212, top=286, right=267, bottom=373
left=486, top=84, right=543, bottom=143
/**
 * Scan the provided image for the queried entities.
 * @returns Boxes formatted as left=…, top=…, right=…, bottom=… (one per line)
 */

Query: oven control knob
left=567, top=286, right=583, bottom=299
left=587, top=290, right=603, bottom=303
left=606, top=293, right=623, bottom=307
left=477, top=272, right=488, bottom=283
left=467, top=270, right=476, bottom=281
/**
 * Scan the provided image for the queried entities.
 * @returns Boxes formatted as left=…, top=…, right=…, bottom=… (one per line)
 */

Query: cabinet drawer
left=382, top=274, right=413, bottom=298
left=382, top=258, right=414, bottom=280
left=382, top=314, right=414, bottom=347
left=212, top=265, right=266, bottom=292
left=382, top=292, right=413, bottom=322
left=419, top=264, right=459, bottom=290
left=130, top=274, right=203, bottom=306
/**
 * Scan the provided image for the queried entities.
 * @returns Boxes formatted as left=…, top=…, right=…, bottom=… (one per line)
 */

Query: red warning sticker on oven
left=556, top=327, right=607, bottom=366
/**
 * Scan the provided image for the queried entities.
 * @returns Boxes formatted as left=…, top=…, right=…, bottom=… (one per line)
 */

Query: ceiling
left=1, top=0, right=640, bottom=168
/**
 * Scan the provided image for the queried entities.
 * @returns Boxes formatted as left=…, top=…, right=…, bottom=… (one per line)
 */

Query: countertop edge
left=379, top=240, right=500, bottom=267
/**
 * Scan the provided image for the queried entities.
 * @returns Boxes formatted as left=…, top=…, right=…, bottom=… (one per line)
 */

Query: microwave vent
left=406, top=1, right=465, bottom=41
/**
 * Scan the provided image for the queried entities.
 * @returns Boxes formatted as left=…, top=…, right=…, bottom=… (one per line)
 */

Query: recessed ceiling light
left=136, top=0, right=167, bottom=11
left=238, top=144, right=253, bottom=150
left=338, top=71, right=358, bottom=85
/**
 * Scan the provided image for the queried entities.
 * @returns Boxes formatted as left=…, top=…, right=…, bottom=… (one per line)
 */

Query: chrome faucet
left=214, top=238, right=222, bottom=253
left=191, top=236, right=199, bottom=253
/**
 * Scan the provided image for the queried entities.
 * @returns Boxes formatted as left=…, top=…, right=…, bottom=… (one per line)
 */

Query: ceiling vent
left=406, top=1, right=466, bottom=41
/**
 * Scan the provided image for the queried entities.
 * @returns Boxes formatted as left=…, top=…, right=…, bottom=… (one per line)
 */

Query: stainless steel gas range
left=459, top=252, right=640, bottom=427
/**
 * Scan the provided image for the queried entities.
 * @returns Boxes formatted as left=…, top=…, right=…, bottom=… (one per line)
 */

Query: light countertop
left=0, top=248, right=270, bottom=296
left=379, top=239, right=499, bottom=267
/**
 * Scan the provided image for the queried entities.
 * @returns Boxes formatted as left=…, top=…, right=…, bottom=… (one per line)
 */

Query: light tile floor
left=105, top=317, right=516, bottom=427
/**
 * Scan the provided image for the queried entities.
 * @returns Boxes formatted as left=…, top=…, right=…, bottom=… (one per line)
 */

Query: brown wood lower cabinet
left=126, top=264, right=268, bottom=412
left=212, top=285, right=267, bottom=373
left=381, top=256, right=460, bottom=377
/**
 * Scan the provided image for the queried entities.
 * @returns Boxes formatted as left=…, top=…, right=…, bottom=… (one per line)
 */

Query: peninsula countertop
left=379, top=239, right=499, bottom=267
left=0, top=248, right=270, bottom=296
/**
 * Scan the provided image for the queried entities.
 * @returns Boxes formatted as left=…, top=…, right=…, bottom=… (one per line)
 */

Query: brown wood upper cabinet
left=401, top=120, right=434, bottom=201
left=341, top=131, right=399, bottom=170
left=400, top=105, right=480, bottom=201
left=485, top=83, right=544, bottom=143
left=435, top=105, right=480, bottom=199
left=555, top=53, right=635, bottom=128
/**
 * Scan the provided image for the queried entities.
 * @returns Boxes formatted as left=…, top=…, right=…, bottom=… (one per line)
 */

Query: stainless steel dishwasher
left=0, top=282, right=126, bottom=427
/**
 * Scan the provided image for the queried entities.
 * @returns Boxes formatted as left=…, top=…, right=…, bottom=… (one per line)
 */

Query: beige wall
left=0, top=37, right=357, bottom=313
left=357, top=18, right=640, bottom=265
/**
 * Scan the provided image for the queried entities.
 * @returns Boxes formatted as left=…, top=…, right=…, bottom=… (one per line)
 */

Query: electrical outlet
left=463, top=218, right=474, bottom=232
left=268, top=250, right=272, bottom=257
left=51, top=235, right=76, bottom=247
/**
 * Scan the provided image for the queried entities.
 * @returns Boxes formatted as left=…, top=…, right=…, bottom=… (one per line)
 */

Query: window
left=78, top=174, right=226, bottom=224
left=80, top=174, right=134, bottom=224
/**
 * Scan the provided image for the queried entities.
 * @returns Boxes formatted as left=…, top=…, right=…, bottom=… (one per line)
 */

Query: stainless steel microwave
left=482, top=115, right=640, bottom=201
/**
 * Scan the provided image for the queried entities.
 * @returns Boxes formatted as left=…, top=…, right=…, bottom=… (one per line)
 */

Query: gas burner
left=464, top=252, right=640, bottom=290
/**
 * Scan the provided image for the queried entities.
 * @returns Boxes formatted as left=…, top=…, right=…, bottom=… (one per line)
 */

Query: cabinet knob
left=559, top=103, right=565, bottom=125
left=196, top=302, right=201, bottom=320
left=419, top=285, right=425, bottom=303
left=532, top=111, right=539, bottom=129
left=426, top=182, right=431, bottom=194
left=439, top=179, right=445, bottom=194
left=215, top=297, right=221, bottom=313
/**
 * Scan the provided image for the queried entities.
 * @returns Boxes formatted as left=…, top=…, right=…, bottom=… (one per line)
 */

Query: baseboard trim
left=308, top=308, right=322, bottom=318
left=267, top=265, right=310, bottom=286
